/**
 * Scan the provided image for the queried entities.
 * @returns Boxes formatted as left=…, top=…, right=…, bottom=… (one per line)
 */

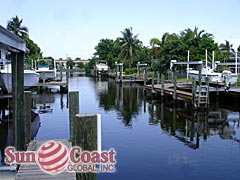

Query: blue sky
left=0, top=0, right=240, bottom=59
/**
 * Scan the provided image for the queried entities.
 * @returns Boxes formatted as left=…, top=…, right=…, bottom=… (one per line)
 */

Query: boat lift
left=170, top=60, right=209, bottom=108
left=137, top=62, right=148, bottom=77
left=115, top=62, right=123, bottom=82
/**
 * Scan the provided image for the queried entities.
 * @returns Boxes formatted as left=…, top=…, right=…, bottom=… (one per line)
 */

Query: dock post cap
left=75, top=114, right=97, bottom=118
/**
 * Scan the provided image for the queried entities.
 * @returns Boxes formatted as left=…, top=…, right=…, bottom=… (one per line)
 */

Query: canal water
left=1, top=74, right=240, bottom=179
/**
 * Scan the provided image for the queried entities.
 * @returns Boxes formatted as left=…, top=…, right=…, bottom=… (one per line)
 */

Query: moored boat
left=92, top=60, right=109, bottom=76
left=35, top=59, right=55, bottom=81
left=0, top=59, right=40, bottom=93
left=187, top=66, right=238, bottom=86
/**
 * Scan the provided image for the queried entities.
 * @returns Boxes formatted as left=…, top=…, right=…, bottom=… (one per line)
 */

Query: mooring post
left=66, top=71, right=69, bottom=91
left=151, top=73, right=154, bottom=93
left=60, top=68, right=63, bottom=81
left=161, top=73, right=164, bottom=97
left=197, top=64, right=202, bottom=108
left=206, top=77, right=210, bottom=106
left=173, top=70, right=177, bottom=100
left=11, top=51, right=25, bottom=151
left=120, top=64, right=123, bottom=83
left=24, top=91, right=32, bottom=146
left=192, top=78, right=196, bottom=107
left=143, top=69, right=147, bottom=96
left=75, top=114, right=98, bottom=150
left=115, top=63, right=118, bottom=78
left=69, top=91, right=79, bottom=144
left=144, top=69, right=147, bottom=86
left=42, top=72, right=46, bottom=90
left=75, top=114, right=98, bottom=180
left=137, top=62, right=140, bottom=77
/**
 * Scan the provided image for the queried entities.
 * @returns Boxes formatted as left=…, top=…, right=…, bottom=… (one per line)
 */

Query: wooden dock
left=145, top=83, right=208, bottom=102
left=37, top=80, right=67, bottom=87
left=15, top=139, right=76, bottom=180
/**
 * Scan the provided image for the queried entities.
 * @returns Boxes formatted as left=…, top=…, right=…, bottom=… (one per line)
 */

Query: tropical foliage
left=7, top=16, right=43, bottom=67
left=219, top=40, right=235, bottom=61
left=118, top=27, right=141, bottom=68
left=94, top=38, right=121, bottom=69
left=7, top=15, right=29, bottom=38
left=150, top=27, right=220, bottom=73
left=66, top=58, right=75, bottom=69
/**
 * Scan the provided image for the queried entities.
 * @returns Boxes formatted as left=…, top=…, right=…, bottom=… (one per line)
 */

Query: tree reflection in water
left=97, top=79, right=144, bottom=126
left=96, top=78, right=240, bottom=149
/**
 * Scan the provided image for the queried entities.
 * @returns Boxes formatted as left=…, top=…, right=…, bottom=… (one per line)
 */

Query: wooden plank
left=37, top=81, right=67, bottom=86
left=11, top=51, right=25, bottom=151
left=145, top=84, right=207, bottom=102
left=15, top=139, right=76, bottom=180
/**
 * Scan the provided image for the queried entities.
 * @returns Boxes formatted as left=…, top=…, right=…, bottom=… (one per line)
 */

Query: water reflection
left=147, top=100, right=240, bottom=149
left=97, top=79, right=144, bottom=126
left=0, top=111, right=40, bottom=166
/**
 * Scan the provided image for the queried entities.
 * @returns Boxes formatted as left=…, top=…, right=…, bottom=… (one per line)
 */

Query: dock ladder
left=196, top=85, right=209, bottom=108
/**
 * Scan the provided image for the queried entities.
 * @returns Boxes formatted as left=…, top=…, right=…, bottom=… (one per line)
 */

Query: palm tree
left=118, top=27, right=140, bottom=68
left=149, top=33, right=173, bottom=59
left=149, top=37, right=161, bottom=59
left=7, top=15, right=29, bottom=38
left=219, top=40, right=235, bottom=61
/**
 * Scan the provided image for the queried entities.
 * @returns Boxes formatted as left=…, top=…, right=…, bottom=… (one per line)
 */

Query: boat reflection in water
left=146, top=99, right=240, bottom=149
left=0, top=111, right=41, bottom=168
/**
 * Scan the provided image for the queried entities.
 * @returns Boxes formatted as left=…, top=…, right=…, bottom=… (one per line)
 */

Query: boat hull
left=189, top=72, right=222, bottom=83
left=0, top=71, right=40, bottom=93
left=35, top=69, right=55, bottom=81
left=188, top=71, right=238, bottom=84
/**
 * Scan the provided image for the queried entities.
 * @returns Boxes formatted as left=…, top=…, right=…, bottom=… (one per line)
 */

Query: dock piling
left=66, top=71, right=69, bottom=87
left=69, top=91, right=79, bottom=144
left=11, top=51, right=25, bottom=151
left=75, top=114, right=98, bottom=180
left=24, top=91, right=32, bottom=146
left=206, top=77, right=210, bottom=105
left=192, top=78, right=196, bottom=108
left=173, top=70, right=177, bottom=100
left=157, top=73, right=160, bottom=84
left=151, top=73, right=155, bottom=93
left=143, top=69, right=147, bottom=96
left=161, top=73, right=164, bottom=97
left=60, top=68, right=63, bottom=81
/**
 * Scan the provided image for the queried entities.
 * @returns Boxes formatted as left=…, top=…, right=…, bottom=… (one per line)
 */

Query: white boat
left=187, top=66, right=238, bottom=85
left=94, top=60, right=109, bottom=76
left=0, top=59, right=40, bottom=93
left=35, top=59, right=55, bottom=81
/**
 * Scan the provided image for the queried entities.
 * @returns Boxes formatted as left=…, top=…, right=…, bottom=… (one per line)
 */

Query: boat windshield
left=37, top=60, right=52, bottom=69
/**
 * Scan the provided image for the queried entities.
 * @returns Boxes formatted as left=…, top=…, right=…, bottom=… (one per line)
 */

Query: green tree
left=66, top=58, right=75, bottom=69
left=7, top=15, right=29, bottom=38
left=219, top=40, right=235, bottom=61
left=22, top=36, right=42, bottom=66
left=77, top=62, right=84, bottom=69
left=94, top=38, right=121, bottom=69
left=150, top=27, right=218, bottom=73
left=85, top=57, right=97, bottom=74
left=118, top=27, right=141, bottom=68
